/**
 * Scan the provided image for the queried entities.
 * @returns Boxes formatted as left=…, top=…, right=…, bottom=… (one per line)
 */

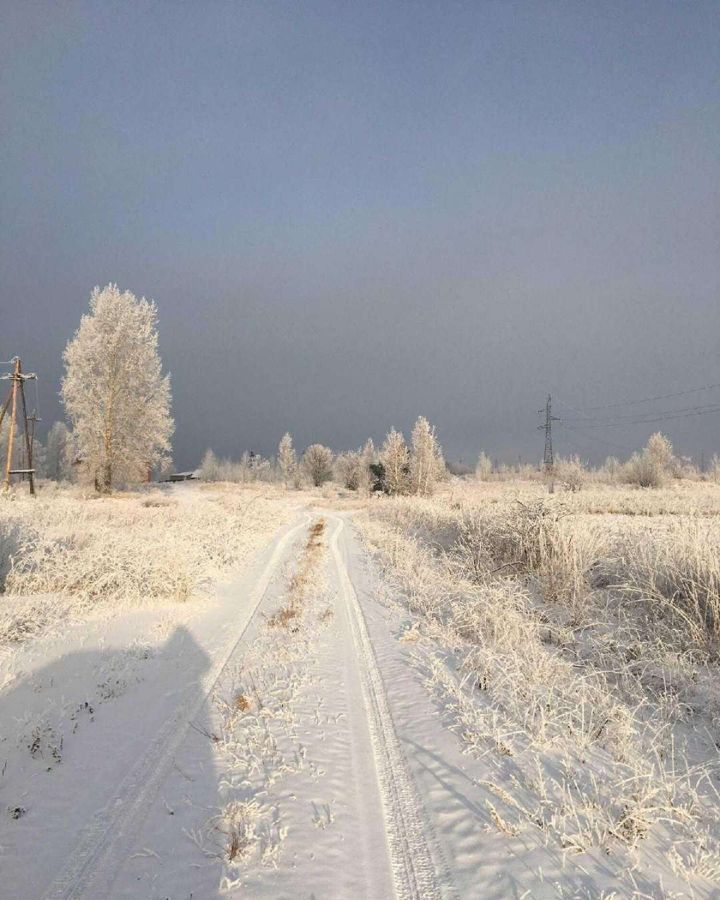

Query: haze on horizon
left=1, top=1, right=719, bottom=470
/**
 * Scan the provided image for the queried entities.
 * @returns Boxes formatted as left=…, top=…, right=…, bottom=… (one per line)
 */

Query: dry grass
left=233, top=692, right=251, bottom=712
left=0, top=482, right=294, bottom=645
left=358, top=481, right=720, bottom=892
left=266, top=518, right=326, bottom=630
left=203, top=518, right=330, bottom=881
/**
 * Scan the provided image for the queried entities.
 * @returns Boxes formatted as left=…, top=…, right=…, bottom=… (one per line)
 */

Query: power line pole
left=538, top=394, right=560, bottom=490
left=0, top=357, right=38, bottom=495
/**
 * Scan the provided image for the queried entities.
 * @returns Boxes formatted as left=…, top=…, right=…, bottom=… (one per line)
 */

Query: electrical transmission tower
left=538, top=394, right=560, bottom=471
left=0, top=357, right=38, bottom=495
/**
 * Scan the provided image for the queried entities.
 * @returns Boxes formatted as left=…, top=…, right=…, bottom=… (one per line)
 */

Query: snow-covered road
left=3, top=509, right=701, bottom=899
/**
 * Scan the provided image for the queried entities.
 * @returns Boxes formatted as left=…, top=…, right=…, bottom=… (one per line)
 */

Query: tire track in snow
left=43, top=512, right=311, bottom=900
left=329, top=514, right=455, bottom=900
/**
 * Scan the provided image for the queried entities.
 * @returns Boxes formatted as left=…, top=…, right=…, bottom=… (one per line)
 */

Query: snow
left=1, top=502, right=718, bottom=898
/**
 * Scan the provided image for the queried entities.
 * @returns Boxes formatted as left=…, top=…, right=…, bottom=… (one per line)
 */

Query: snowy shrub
left=302, top=444, right=334, bottom=486
left=554, top=455, right=587, bottom=492
left=623, top=432, right=674, bottom=488
left=0, top=486, right=292, bottom=643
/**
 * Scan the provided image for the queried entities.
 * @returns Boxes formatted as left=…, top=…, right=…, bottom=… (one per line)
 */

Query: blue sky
left=2, top=1, right=719, bottom=466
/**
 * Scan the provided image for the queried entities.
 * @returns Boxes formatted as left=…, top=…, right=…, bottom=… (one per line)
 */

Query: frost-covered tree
left=303, top=443, right=334, bottom=487
left=278, top=433, right=296, bottom=487
left=335, top=450, right=363, bottom=490
left=359, top=438, right=376, bottom=492
left=409, top=416, right=445, bottom=496
left=199, top=448, right=220, bottom=482
left=61, top=284, right=173, bottom=492
left=623, top=432, right=674, bottom=488
left=647, top=432, right=674, bottom=472
left=45, top=421, right=72, bottom=481
left=475, top=451, right=493, bottom=482
left=31, top=438, right=47, bottom=479
left=380, top=428, right=410, bottom=495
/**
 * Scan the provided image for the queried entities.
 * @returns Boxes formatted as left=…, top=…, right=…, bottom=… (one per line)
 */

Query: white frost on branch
left=61, top=284, right=174, bottom=492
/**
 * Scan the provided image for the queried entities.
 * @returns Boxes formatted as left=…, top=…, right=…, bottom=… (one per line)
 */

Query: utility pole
left=538, top=394, right=560, bottom=492
left=0, top=357, right=38, bottom=495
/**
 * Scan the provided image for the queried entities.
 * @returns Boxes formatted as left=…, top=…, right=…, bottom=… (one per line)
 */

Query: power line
left=560, top=421, right=635, bottom=454
left=577, top=398, right=720, bottom=421
left=553, top=396, right=600, bottom=423
left=563, top=403, right=720, bottom=429
left=573, top=380, right=720, bottom=412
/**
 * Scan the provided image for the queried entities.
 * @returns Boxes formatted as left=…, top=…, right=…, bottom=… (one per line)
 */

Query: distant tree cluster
left=191, top=416, right=447, bottom=497
left=372, top=417, right=446, bottom=496
left=467, top=432, right=692, bottom=492
left=199, top=448, right=276, bottom=484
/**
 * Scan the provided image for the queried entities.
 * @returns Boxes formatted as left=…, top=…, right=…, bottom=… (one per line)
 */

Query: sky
left=1, top=0, right=719, bottom=469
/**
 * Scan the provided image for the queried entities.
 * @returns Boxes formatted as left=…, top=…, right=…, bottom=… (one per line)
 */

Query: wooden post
left=3, top=358, right=19, bottom=491
left=18, top=367, right=35, bottom=495
left=1, top=358, right=38, bottom=495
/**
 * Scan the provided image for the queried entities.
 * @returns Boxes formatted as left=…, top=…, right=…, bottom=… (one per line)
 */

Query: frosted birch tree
left=61, top=284, right=173, bottom=493
left=409, top=416, right=445, bottom=495
left=380, top=428, right=410, bottom=495
left=278, top=432, right=296, bottom=487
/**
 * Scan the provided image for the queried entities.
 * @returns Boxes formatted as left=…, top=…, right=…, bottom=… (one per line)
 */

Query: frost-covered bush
left=302, top=444, right=334, bottom=486
left=335, top=450, right=364, bottom=490
left=554, top=455, right=587, bottom=492
left=0, top=519, right=23, bottom=592
left=0, top=487, right=292, bottom=644
left=475, top=451, right=493, bottom=481
left=622, top=433, right=674, bottom=488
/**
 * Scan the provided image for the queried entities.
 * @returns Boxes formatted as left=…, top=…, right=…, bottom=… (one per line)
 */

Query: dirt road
left=3, top=510, right=685, bottom=899
left=32, top=511, right=453, bottom=899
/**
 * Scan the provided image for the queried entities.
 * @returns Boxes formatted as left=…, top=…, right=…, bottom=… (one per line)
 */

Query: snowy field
left=1, top=480, right=719, bottom=898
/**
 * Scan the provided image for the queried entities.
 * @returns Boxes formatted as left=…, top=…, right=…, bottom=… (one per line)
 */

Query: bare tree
left=303, top=443, right=334, bottom=487
left=61, top=284, right=173, bottom=492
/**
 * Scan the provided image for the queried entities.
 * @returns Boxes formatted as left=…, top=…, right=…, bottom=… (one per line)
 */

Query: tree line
left=9, top=283, right=705, bottom=494
left=13, top=284, right=447, bottom=495
left=199, top=416, right=446, bottom=496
